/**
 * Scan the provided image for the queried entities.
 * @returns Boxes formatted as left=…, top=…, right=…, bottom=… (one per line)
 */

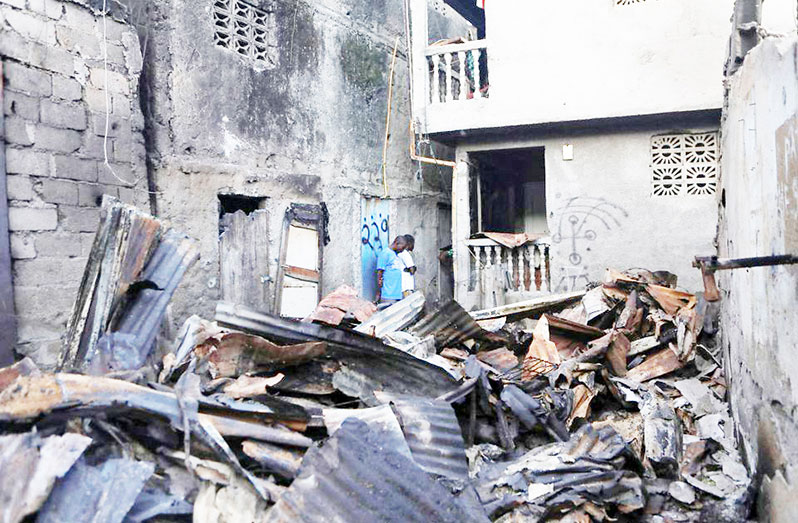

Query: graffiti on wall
left=552, top=197, right=628, bottom=291
left=361, top=199, right=391, bottom=301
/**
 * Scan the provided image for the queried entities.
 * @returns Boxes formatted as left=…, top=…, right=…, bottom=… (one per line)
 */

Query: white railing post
left=444, top=52, right=453, bottom=102
left=458, top=50, right=466, bottom=100
left=431, top=54, right=440, bottom=104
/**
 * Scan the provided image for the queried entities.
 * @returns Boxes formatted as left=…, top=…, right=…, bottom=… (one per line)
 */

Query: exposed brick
left=6, top=174, right=35, bottom=200
left=2, top=58, right=52, bottom=96
left=3, top=8, right=56, bottom=45
left=8, top=206, right=58, bottom=231
left=55, top=23, right=100, bottom=58
left=59, top=205, right=99, bottom=232
left=5, top=148, right=49, bottom=175
left=32, top=125, right=81, bottom=153
left=3, top=89, right=39, bottom=121
left=53, top=155, right=98, bottom=182
left=52, top=75, right=82, bottom=101
left=35, top=177, right=79, bottom=205
left=40, top=99, right=87, bottom=130
left=0, top=29, right=70, bottom=75
left=78, top=183, right=114, bottom=207
left=10, top=234, right=36, bottom=259
left=34, top=231, right=82, bottom=257
left=4, top=117, right=35, bottom=145
left=88, top=67, right=129, bottom=94
left=98, top=162, right=136, bottom=186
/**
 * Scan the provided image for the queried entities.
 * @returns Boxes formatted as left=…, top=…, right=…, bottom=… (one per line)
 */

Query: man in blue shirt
left=376, top=236, right=406, bottom=306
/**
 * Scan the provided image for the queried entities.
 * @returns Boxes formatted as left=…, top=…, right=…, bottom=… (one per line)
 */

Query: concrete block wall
left=1, top=0, right=147, bottom=367
left=717, top=25, right=798, bottom=520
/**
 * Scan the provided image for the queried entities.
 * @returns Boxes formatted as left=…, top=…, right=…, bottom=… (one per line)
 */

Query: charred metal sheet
left=37, top=458, right=154, bottom=523
left=410, top=300, right=489, bottom=347
left=0, top=431, right=92, bottom=522
left=241, top=440, right=304, bottom=480
left=0, top=374, right=312, bottom=448
left=265, top=418, right=487, bottom=523
left=323, top=404, right=413, bottom=460
left=125, top=488, right=193, bottom=522
left=376, top=393, right=469, bottom=480
left=544, top=314, right=605, bottom=341
left=353, top=291, right=425, bottom=338
left=215, top=302, right=458, bottom=401
left=470, top=291, right=585, bottom=322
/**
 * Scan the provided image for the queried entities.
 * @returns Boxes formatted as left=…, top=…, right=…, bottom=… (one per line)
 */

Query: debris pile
left=0, top=200, right=752, bottom=522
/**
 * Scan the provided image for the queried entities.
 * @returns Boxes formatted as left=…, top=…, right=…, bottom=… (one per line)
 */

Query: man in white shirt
left=399, top=234, right=417, bottom=297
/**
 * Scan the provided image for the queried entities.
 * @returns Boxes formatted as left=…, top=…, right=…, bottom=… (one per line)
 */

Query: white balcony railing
left=465, top=238, right=551, bottom=298
left=426, top=40, right=489, bottom=104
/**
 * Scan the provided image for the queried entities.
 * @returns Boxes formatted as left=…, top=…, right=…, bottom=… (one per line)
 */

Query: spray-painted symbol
left=552, top=197, right=628, bottom=266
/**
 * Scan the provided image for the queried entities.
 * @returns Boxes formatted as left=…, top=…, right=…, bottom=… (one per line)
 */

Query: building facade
left=409, top=0, right=735, bottom=309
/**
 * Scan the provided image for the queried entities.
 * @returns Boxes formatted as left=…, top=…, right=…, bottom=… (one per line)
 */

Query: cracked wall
left=717, top=3, right=798, bottom=516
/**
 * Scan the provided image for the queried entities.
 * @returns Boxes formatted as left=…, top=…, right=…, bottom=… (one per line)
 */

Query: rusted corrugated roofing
left=265, top=418, right=487, bottom=523
left=378, top=393, right=470, bottom=481
left=410, top=300, right=488, bottom=347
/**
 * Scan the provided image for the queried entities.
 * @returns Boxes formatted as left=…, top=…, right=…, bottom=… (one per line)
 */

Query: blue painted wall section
left=361, top=199, right=391, bottom=301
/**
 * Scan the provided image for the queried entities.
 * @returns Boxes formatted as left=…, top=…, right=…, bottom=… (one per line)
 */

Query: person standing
left=375, top=236, right=406, bottom=306
left=399, top=234, right=417, bottom=297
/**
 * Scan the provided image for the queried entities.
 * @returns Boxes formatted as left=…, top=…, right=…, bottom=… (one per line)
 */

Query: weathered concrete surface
left=717, top=32, right=798, bottom=519
left=1, top=0, right=148, bottom=366
left=127, top=0, right=467, bottom=325
left=421, top=0, right=736, bottom=134
left=453, top=117, right=719, bottom=307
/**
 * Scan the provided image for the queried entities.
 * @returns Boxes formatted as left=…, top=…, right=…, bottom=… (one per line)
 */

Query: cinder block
left=62, top=256, right=89, bottom=282
left=36, top=177, right=79, bottom=205
left=91, top=112, right=127, bottom=137
left=52, top=75, right=82, bottom=100
left=5, top=148, right=49, bottom=176
left=40, top=46, right=76, bottom=77
left=3, top=89, right=39, bottom=121
left=55, top=24, right=100, bottom=58
left=34, top=231, right=82, bottom=257
left=0, top=0, right=26, bottom=8
left=4, top=117, right=35, bottom=146
left=8, top=206, right=58, bottom=231
left=10, top=234, right=36, bottom=259
left=80, top=232, right=96, bottom=256
left=52, top=155, right=98, bottom=182
left=3, top=61, right=52, bottom=96
left=3, top=8, right=56, bottom=45
left=32, top=125, right=81, bottom=153
left=122, top=32, right=142, bottom=75
left=111, top=93, right=131, bottom=117
left=77, top=182, right=114, bottom=207
left=88, top=67, right=129, bottom=94
left=16, top=316, right=63, bottom=344
left=84, top=86, right=107, bottom=113
left=43, top=0, right=63, bottom=19
left=40, top=99, right=87, bottom=130
left=6, top=174, right=35, bottom=200
left=105, top=43, right=126, bottom=68
left=63, top=2, right=97, bottom=31
left=59, top=205, right=99, bottom=232
left=15, top=340, right=62, bottom=370
left=79, top=133, right=111, bottom=160
left=98, top=162, right=136, bottom=186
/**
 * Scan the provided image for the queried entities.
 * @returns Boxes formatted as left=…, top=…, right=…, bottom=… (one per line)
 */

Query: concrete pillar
left=452, top=150, right=471, bottom=303
left=409, top=0, right=429, bottom=133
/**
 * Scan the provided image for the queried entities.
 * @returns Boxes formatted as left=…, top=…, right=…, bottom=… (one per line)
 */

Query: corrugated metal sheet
left=215, top=302, right=459, bottom=402
left=410, top=300, right=487, bottom=347
left=376, top=393, right=469, bottom=480
left=265, top=418, right=487, bottom=523
left=354, top=291, right=425, bottom=338
left=322, top=404, right=413, bottom=460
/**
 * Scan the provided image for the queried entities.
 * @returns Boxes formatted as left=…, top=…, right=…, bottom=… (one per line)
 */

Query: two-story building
left=408, top=0, right=735, bottom=309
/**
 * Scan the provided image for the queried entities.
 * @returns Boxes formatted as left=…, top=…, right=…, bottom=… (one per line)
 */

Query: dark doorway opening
left=470, top=147, right=547, bottom=235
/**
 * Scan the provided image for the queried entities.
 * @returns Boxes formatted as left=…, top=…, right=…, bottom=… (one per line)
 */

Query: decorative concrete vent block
left=616, top=0, right=646, bottom=5
left=651, top=132, right=718, bottom=196
left=212, top=0, right=276, bottom=67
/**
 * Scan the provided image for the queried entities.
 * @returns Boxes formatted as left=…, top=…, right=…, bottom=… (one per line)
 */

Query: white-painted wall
left=455, top=121, right=719, bottom=307
left=420, top=0, right=735, bottom=133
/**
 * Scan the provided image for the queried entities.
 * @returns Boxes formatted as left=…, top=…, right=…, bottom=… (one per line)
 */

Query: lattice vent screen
left=213, top=0, right=276, bottom=67
left=651, top=132, right=719, bottom=196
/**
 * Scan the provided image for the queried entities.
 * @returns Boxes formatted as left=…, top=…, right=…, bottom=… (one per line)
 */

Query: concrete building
left=408, top=0, right=735, bottom=309
left=0, top=0, right=470, bottom=366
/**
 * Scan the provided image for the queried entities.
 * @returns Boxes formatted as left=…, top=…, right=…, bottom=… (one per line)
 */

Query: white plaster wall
left=717, top=35, right=798, bottom=477
left=424, top=0, right=735, bottom=133
left=459, top=122, right=719, bottom=303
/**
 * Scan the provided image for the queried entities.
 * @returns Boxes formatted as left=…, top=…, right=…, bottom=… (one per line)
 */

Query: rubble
left=0, top=206, right=754, bottom=522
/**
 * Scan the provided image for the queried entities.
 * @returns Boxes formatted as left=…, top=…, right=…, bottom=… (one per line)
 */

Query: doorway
left=470, top=147, right=547, bottom=235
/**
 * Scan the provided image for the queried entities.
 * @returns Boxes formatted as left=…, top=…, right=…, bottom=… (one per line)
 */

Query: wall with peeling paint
left=718, top=27, right=798, bottom=511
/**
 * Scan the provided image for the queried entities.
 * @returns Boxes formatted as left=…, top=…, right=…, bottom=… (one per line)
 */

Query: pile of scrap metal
left=0, top=201, right=752, bottom=522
